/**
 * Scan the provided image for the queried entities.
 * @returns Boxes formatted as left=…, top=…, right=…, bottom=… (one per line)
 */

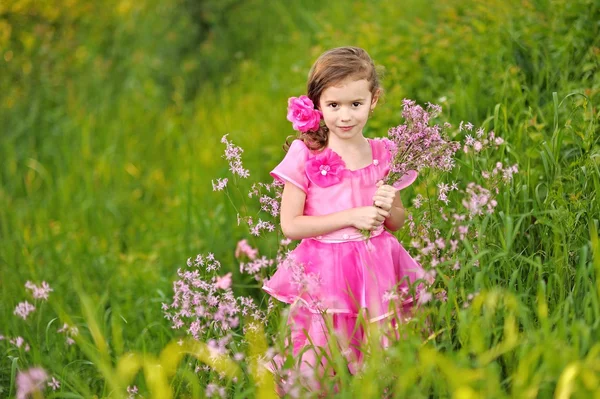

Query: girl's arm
left=280, top=182, right=388, bottom=240
left=373, top=181, right=406, bottom=232
left=383, top=193, right=406, bottom=232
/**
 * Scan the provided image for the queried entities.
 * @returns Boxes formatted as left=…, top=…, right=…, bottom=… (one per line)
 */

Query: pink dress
left=262, top=138, right=430, bottom=385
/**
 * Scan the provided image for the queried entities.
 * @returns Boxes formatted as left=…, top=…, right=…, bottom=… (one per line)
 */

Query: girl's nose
left=340, top=108, right=351, bottom=122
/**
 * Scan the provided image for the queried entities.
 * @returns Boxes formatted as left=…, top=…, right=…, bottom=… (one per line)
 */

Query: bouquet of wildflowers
left=360, top=99, right=461, bottom=238
left=382, top=99, right=461, bottom=189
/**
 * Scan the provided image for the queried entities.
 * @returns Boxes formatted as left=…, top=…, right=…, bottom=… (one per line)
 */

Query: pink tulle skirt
left=262, top=231, right=430, bottom=392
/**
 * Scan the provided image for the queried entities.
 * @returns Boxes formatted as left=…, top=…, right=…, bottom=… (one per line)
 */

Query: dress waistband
left=311, top=226, right=385, bottom=243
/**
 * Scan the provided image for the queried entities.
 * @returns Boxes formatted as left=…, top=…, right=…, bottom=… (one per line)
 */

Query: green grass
left=1, top=0, right=599, bottom=397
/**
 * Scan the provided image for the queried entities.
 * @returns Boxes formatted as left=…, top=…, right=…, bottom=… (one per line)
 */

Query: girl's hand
left=349, top=206, right=390, bottom=230
left=373, top=181, right=396, bottom=213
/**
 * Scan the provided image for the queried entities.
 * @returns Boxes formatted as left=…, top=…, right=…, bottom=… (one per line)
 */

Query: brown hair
left=287, top=46, right=383, bottom=151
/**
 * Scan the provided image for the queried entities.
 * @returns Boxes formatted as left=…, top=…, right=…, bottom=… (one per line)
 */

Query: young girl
left=262, top=46, right=430, bottom=392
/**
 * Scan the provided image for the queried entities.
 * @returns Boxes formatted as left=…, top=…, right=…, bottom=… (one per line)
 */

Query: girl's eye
left=353, top=102, right=362, bottom=107
left=328, top=103, right=338, bottom=108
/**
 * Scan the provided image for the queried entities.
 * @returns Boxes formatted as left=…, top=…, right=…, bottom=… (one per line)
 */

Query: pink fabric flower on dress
left=287, top=95, right=322, bottom=133
left=306, top=148, right=346, bottom=187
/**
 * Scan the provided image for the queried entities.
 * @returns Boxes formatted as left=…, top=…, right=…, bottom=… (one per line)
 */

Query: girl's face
left=319, top=78, right=379, bottom=143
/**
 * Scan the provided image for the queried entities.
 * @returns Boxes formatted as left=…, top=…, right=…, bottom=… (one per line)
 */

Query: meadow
left=0, top=0, right=599, bottom=397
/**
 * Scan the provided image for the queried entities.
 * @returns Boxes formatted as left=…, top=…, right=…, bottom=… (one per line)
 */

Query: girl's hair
left=288, top=46, right=383, bottom=151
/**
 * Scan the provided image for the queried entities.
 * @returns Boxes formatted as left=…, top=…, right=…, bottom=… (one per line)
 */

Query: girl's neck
left=327, top=134, right=368, bottom=154
left=326, top=134, right=372, bottom=170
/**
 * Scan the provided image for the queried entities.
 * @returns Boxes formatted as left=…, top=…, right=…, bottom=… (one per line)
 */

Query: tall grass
left=0, top=0, right=599, bottom=397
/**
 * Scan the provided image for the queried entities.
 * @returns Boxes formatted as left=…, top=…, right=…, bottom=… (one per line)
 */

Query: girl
left=262, top=46, right=430, bottom=393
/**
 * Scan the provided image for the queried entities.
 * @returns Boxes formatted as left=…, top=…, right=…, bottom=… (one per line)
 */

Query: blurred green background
left=1, top=0, right=599, bottom=397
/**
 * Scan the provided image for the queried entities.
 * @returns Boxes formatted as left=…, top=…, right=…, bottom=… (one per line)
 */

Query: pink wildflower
left=417, top=291, right=433, bottom=305
left=235, top=239, right=258, bottom=260
left=249, top=219, right=276, bottom=236
left=383, top=99, right=460, bottom=187
left=57, top=323, right=79, bottom=345
left=10, top=336, right=30, bottom=351
left=436, top=290, right=448, bottom=302
left=25, top=281, right=53, bottom=301
left=211, top=178, right=228, bottom=191
left=259, top=194, right=281, bottom=217
left=127, top=385, right=139, bottom=398
left=450, top=240, right=459, bottom=252
left=14, top=301, right=35, bottom=320
left=48, top=377, right=60, bottom=390
left=412, top=194, right=424, bottom=209
left=16, top=367, right=48, bottom=399
left=215, top=273, right=232, bottom=290
left=205, top=382, right=227, bottom=398
left=220, top=134, right=250, bottom=178
left=240, top=255, right=274, bottom=276
left=382, top=290, right=399, bottom=304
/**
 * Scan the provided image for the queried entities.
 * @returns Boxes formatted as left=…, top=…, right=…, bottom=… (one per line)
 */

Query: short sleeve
left=378, top=137, right=418, bottom=191
left=379, top=138, right=395, bottom=164
left=270, top=140, right=310, bottom=193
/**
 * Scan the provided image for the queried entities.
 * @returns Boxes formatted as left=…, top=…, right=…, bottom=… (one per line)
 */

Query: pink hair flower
left=306, top=148, right=346, bottom=187
left=286, top=95, right=322, bottom=133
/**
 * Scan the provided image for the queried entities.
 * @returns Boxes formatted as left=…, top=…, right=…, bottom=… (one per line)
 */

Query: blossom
left=286, top=96, right=322, bottom=133
left=165, top=252, right=266, bottom=343
left=412, top=194, right=425, bottom=209
left=436, top=290, right=448, bottom=302
left=383, top=100, right=460, bottom=189
left=220, top=135, right=250, bottom=178
left=57, top=323, right=79, bottom=345
left=249, top=219, right=276, bottom=236
left=212, top=178, right=228, bottom=191
left=25, top=281, right=53, bottom=301
left=382, top=289, right=399, bottom=303
left=235, top=239, right=258, bottom=260
left=240, top=255, right=274, bottom=277
left=48, top=377, right=60, bottom=390
left=259, top=194, right=280, bottom=217
left=206, top=382, right=226, bottom=398
left=16, top=367, right=48, bottom=399
left=127, top=385, right=139, bottom=398
left=462, top=183, right=497, bottom=217
left=417, top=291, right=433, bottom=305
left=305, top=148, right=346, bottom=187
left=10, top=336, right=30, bottom=351
left=14, top=301, right=35, bottom=320
left=215, top=273, right=232, bottom=290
